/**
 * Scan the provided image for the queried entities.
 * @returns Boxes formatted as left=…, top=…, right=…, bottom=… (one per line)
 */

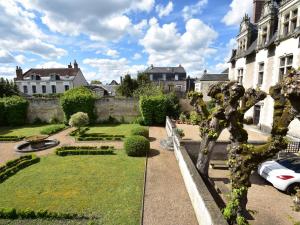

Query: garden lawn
left=0, top=124, right=65, bottom=137
left=0, top=151, right=145, bottom=225
left=86, top=124, right=146, bottom=137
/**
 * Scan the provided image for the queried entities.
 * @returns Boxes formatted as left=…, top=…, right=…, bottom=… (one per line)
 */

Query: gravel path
left=0, top=127, right=123, bottom=165
left=143, top=126, right=198, bottom=225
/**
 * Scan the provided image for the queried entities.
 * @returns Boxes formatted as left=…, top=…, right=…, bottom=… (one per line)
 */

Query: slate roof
left=23, top=68, right=79, bottom=78
left=244, top=38, right=257, bottom=57
left=265, top=31, right=277, bottom=48
left=145, top=66, right=186, bottom=74
left=198, top=73, right=229, bottom=81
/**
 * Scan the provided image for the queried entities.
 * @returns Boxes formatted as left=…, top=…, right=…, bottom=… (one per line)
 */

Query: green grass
left=0, top=151, right=145, bottom=225
left=86, top=124, right=146, bottom=137
left=0, top=124, right=65, bottom=137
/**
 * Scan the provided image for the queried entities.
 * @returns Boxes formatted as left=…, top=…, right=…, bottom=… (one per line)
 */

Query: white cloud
left=0, top=50, right=16, bottom=64
left=35, top=61, right=66, bottom=68
left=222, top=0, right=252, bottom=26
left=156, top=1, right=173, bottom=18
left=133, top=53, right=142, bottom=60
left=182, top=0, right=208, bottom=21
left=83, top=58, right=146, bottom=82
left=106, top=49, right=120, bottom=58
left=140, top=18, right=218, bottom=75
left=0, top=65, right=16, bottom=79
left=20, top=0, right=155, bottom=41
left=15, top=55, right=26, bottom=64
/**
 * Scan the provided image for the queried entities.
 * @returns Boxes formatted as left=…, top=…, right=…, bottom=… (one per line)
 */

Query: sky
left=0, top=0, right=253, bottom=83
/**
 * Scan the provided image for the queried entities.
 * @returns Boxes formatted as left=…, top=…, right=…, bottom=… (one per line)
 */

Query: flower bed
left=55, top=146, right=115, bottom=156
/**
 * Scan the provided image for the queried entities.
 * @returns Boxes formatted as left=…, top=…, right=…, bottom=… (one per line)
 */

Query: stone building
left=195, top=70, right=229, bottom=101
left=228, top=0, right=300, bottom=138
left=14, top=60, right=88, bottom=95
left=144, top=65, right=187, bottom=94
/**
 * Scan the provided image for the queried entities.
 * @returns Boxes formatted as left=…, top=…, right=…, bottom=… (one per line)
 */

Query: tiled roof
left=145, top=66, right=186, bottom=74
left=198, top=73, right=229, bottom=81
left=23, top=68, right=79, bottom=78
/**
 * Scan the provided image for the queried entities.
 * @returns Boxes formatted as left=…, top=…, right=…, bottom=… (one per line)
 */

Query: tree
left=0, top=77, right=19, bottom=97
left=137, top=72, right=150, bottom=86
left=69, top=112, right=89, bottom=135
left=116, top=74, right=138, bottom=97
left=90, top=80, right=102, bottom=85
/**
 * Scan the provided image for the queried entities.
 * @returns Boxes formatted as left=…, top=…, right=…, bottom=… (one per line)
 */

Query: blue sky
left=0, top=0, right=253, bottom=83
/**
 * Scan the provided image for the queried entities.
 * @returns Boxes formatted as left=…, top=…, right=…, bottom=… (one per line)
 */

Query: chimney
left=204, top=69, right=207, bottom=74
left=74, top=60, right=78, bottom=70
left=16, top=66, right=23, bottom=80
left=150, top=64, right=154, bottom=69
left=68, top=62, right=72, bottom=68
left=253, top=0, right=264, bottom=23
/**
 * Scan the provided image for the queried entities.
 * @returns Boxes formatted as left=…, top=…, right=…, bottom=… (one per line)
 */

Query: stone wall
left=26, top=97, right=140, bottom=123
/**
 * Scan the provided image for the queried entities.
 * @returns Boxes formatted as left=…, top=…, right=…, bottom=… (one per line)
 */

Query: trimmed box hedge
left=55, top=146, right=115, bottom=156
left=130, top=127, right=149, bottom=138
left=40, top=124, right=66, bottom=135
left=0, top=207, right=87, bottom=220
left=124, top=135, right=150, bottom=157
left=0, top=155, right=40, bottom=183
left=0, top=136, right=24, bottom=142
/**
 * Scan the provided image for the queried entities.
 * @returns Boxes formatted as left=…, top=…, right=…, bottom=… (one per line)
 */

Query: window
left=64, top=85, right=69, bottom=91
left=279, top=55, right=293, bottom=81
left=42, top=85, right=46, bottom=93
left=23, top=86, right=28, bottom=94
left=258, top=63, right=264, bottom=87
left=237, top=68, right=244, bottom=85
left=175, top=74, right=178, bottom=81
left=291, top=9, right=298, bottom=32
left=51, top=85, right=56, bottom=93
left=175, top=85, right=182, bottom=92
left=32, top=85, right=36, bottom=94
left=261, top=27, right=268, bottom=45
left=282, top=9, right=298, bottom=36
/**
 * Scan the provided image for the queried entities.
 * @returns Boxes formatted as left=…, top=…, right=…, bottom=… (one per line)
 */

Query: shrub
left=124, top=135, right=150, bottom=156
left=55, top=146, right=114, bottom=156
left=131, top=127, right=149, bottom=138
left=0, top=136, right=24, bottom=142
left=0, top=101, right=4, bottom=126
left=189, top=111, right=201, bottom=125
left=40, top=124, right=66, bottom=135
left=69, top=112, right=89, bottom=135
left=165, top=92, right=180, bottom=119
left=179, top=112, right=187, bottom=123
left=175, top=128, right=185, bottom=138
left=132, top=116, right=145, bottom=125
left=139, top=95, right=167, bottom=125
left=0, top=96, right=28, bottom=126
left=244, top=117, right=254, bottom=125
left=60, top=87, right=95, bottom=123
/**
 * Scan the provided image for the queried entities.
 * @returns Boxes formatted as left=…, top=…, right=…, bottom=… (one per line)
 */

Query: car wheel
left=286, top=183, right=300, bottom=195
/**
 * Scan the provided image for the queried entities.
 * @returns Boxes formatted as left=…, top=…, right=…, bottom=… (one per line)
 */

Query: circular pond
left=15, top=135, right=60, bottom=153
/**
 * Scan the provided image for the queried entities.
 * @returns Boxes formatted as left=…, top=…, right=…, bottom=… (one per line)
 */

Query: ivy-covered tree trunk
left=223, top=73, right=300, bottom=225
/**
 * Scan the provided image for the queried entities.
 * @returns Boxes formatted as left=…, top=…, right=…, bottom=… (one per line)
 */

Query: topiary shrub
left=139, top=95, right=167, bottom=125
left=131, top=127, right=149, bottom=138
left=0, top=96, right=28, bottom=126
left=124, top=135, right=150, bottom=156
left=69, top=112, right=89, bottom=135
left=60, top=87, right=95, bottom=123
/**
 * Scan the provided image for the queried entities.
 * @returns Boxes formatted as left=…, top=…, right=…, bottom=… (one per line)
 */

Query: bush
left=0, top=96, right=28, bottom=126
left=60, top=87, right=95, bottom=123
left=179, top=112, right=187, bottom=123
left=55, top=146, right=114, bottom=156
left=0, top=136, right=24, bottom=142
left=69, top=112, right=89, bottom=135
left=189, top=111, right=201, bottom=125
left=165, top=92, right=180, bottom=119
left=132, top=116, right=145, bottom=125
left=131, top=127, right=149, bottom=138
left=40, top=124, right=66, bottom=135
left=139, top=95, right=167, bottom=125
left=244, top=117, right=254, bottom=125
left=0, top=101, right=4, bottom=126
left=124, top=135, right=150, bottom=156
left=0, top=155, right=40, bottom=183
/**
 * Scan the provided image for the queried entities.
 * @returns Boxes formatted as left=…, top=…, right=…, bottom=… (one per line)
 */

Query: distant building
left=144, top=64, right=187, bottom=93
left=195, top=70, right=229, bottom=101
left=228, top=0, right=300, bottom=138
left=14, top=60, right=88, bottom=95
left=86, top=85, right=108, bottom=97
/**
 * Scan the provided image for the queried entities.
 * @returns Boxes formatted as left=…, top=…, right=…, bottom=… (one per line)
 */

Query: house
left=14, top=60, right=88, bottom=95
left=228, top=0, right=300, bottom=138
left=86, top=85, right=108, bottom=97
left=144, top=64, right=187, bottom=93
left=195, top=70, right=229, bottom=101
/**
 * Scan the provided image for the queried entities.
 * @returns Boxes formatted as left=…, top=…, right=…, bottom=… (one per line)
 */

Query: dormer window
left=282, top=9, right=298, bottom=37
left=30, top=74, right=40, bottom=80
left=291, top=9, right=298, bottom=33
left=261, top=27, right=268, bottom=46
left=50, top=74, right=60, bottom=80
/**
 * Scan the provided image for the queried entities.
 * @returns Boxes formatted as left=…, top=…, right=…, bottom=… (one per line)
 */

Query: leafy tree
left=133, top=83, right=163, bottom=98
left=69, top=112, right=89, bottom=135
left=116, top=74, right=138, bottom=97
left=0, top=77, right=19, bottom=97
left=137, top=72, right=150, bottom=86
left=90, top=80, right=102, bottom=85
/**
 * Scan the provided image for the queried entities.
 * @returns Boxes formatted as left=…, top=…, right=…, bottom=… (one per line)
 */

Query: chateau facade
left=228, top=0, right=300, bottom=138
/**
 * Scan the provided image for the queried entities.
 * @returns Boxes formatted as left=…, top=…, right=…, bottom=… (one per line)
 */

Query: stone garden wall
left=26, top=97, right=140, bottom=123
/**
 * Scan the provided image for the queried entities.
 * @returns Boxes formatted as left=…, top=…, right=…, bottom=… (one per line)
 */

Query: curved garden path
left=0, top=127, right=124, bottom=165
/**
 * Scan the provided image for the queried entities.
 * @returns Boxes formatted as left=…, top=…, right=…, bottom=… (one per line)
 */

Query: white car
left=258, top=157, right=300, bottom=194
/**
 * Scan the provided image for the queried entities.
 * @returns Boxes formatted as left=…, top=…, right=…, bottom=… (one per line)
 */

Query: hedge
left=0, top=155, right=40, bottom=183
left=139, top=95, right=167, bottom=125
left=0, top=136, right=24, bottom=142
left=40, top=124, right=66, bottom=135
left=55, top=146, right=114, bottom=156
left=0, top=208, right=87, bottom=220
left=69, top=127, right=90, bottom=136
left=130, top=127, right=149, bottom=138
left=124, top=135, right=150, bottom=157
left=0, top=96, right=28, bottom=126
left=77, top=136, right=123, bottom=141
left=60, top=87, right=96, bottom=123
left=0, top=101, right=4, bottom=125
